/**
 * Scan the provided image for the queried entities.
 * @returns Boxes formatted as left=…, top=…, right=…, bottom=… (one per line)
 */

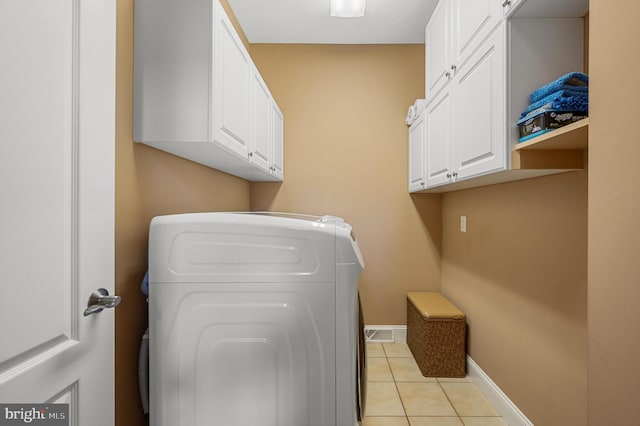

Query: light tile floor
left=363, top=342, right=507, bottom=426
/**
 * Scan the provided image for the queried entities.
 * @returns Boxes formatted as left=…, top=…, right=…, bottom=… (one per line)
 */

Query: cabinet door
left=213, top=0, right=251, bottom=158
left=425, top=0, right=451, bottom=98
left=451, top=0, right=501, bottom=70
left=424, top=89, right=454, bottom=188
left=452, top=24, right=505, bottom=180
left=408, top=113, right=426, bottom=192
left=270, top=101, right=284, bottom=181
left=250, top=67, right=272, bottom=173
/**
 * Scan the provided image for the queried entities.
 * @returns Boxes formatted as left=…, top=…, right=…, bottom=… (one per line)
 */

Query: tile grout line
left=390, top=342, right=463, bottom=424
left=368, top=343, right=506, bottom=425
left=387, top=353, right=411, bottom=425
left=380, top=346, right=408, bottom=424
left=380, top=343, right=411, bottom=425
left=436, top=378, right=463, bottom=421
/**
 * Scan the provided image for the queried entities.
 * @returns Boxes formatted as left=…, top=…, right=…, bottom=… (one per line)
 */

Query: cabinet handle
left=450, top=64, right=457, bottom=72
left=502, top=0, right=511, bottom=7
left=453, top=172, right=458, bottom=178
left=248, top=152, right=253, bottom=158
left=446, top=173, right=452, bottom=179
left=445, top=71, right=451, bottom=78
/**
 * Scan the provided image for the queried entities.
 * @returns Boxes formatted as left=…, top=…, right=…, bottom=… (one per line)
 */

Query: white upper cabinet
left=451, top=0, right=501, bottom=69
left=408, top=112, right=426, bottom=192
left=424, top=88, right=454, bottom=188
left=270, top=102, right=284, bottom=180
left=133, top=0, right=284, bottom=181
left=425, top=0, right=501, bottom=99
left=452, top=25, right=505, bottom=181
left=418, top=0, right=506, bottom=191
left=412, top=0, right=588, bottom=193
left=250, top=67, right=272, bottom=174
left=213, top=0, right=252, bottom=158
left=425, top=0, right=451, bottom=98
left=249, top=65, right=284, bottom=180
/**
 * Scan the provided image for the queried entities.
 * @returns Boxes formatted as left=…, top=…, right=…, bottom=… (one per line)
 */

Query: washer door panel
left=150, top=282, right=336, bottom=426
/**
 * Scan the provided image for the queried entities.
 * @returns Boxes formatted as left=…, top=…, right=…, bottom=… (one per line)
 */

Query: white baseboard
left=364, top=325, right=406, bottom=343
left=467, top=356, right=533, bottom=426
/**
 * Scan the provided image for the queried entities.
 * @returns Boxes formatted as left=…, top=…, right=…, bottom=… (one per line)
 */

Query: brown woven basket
left=406, top=299, right=466, bottom=377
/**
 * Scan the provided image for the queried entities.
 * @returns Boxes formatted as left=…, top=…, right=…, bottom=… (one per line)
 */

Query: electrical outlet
left=460, top=215, right=467, bottom=232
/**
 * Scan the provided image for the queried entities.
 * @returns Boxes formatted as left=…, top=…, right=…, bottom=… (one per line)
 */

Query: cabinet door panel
left=250, top=69, right=271, bottom=173
left=425, top=0, right=450, bottom=98
left=271, top=102, right=284, bottom=181
left=425, top=90, right=454, bottom=187
left=453, top=25, right=505, bottom=179
left=452, top=0, right=501, bottom=69
left=408, top=113, right=426, bottom=192
left=213, top=1, right=251, bottom=158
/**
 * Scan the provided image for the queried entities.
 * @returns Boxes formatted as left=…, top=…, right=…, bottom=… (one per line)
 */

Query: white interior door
left=0, top=1, right=116, bottom=425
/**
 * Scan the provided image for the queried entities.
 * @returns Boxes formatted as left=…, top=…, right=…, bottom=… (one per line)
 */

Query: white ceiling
left=227, top=0, right=438, bottom=44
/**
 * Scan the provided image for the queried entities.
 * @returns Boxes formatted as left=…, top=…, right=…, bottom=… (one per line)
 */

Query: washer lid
left=249, top=213, right=365, bottom=270
left=149, top=212, right=337, bottom=284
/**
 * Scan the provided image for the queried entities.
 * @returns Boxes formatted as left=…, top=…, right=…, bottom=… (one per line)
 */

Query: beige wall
left=114, top=34, right=439, bottom=420
left=442, top=172, right=588, bottom=425
left=115, top=0, right=250, bottom=425
left=115, top=0, right=640, bottom=424
left=588, top=0, right=640, bottom=423
left=249, top=44, right=442, bottom=325
left=220, top=0, right=250, bottom=50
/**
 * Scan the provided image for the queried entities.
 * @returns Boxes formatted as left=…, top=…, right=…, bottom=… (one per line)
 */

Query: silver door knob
left=84, top=288, right=121, bottom=316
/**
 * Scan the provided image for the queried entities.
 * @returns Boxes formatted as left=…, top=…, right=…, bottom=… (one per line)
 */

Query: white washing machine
left=148, top=212, right=366, bottom=426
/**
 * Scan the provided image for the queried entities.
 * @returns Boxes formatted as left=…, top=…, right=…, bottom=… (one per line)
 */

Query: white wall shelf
left=414, top=118, right=588, bottom=193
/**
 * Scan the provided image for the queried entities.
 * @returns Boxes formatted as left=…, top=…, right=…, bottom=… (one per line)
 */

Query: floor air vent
left=364, top=327, right=395, bottom=343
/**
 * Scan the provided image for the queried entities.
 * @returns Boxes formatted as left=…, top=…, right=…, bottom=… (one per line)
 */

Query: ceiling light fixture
left=330, top=0, right=366, bottom=17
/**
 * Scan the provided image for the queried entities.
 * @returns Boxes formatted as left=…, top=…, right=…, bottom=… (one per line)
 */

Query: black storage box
left=517, top=110, right=587, bottom=142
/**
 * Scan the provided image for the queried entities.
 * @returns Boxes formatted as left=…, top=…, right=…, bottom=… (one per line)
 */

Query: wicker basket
left=406, top=293, right=466, bottom=377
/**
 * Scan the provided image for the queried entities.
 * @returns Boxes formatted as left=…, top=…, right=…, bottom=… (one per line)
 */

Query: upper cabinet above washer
left=249, top=64, right=284, bottom=181
left=133, top=0, right=284, bottom=182
left=212, top=1, right=252, bottom=160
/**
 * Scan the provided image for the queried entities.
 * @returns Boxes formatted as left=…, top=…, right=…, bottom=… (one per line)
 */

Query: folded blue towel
left=522, top=90, right=588, bottom=117
left=530, top=72, right=589, bottom=104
